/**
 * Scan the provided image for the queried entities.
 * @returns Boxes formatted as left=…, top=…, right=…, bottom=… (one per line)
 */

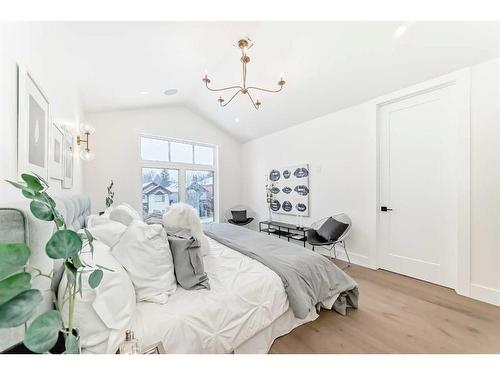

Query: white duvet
left=130, top=237, right=293, bottom=353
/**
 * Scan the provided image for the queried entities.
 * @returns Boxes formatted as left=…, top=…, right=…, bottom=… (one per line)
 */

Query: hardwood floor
left=269, top=260, right=500, bottom=354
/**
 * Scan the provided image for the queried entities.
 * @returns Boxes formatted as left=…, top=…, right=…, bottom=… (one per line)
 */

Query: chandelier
left=202, top=38, right=286, bottom=110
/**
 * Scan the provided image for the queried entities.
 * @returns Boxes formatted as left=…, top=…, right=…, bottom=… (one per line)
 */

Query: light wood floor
left=270, top=260, right=500, bottom=354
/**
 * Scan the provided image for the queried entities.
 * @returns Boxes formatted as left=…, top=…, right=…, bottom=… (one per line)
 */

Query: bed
left=131, top=237, right=319, bottom=353
left=0, top=195, right=358, bottom=354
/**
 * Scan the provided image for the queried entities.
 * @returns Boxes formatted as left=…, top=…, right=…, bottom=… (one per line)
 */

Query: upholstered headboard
left=0, top=194, right=91, bottom=351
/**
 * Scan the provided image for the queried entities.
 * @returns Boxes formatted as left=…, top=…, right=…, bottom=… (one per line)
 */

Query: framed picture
left=268, top=164, right=310, bottom=216
left=62, top=131, right=74, bottom=189
left=49, top=123, right=64, bottom=181
left=141, top=342, right=166, bottom=354
left=17, top=65, right=50, bottom=180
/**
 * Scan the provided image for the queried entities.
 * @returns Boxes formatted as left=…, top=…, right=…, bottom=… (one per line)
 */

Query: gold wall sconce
left=77, top=123, right=95, bottom=161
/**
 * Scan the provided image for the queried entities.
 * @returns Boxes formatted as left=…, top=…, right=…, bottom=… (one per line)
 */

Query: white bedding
left=131, top=237, right=315, bottom=353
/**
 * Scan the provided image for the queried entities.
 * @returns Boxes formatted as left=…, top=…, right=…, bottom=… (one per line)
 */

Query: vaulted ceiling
left=15, top=22, right=500, bottom=141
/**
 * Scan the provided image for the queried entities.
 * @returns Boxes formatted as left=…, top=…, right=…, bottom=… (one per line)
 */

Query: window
left=194, top=145, right=214, bottom=165
left=142, top=167, right=179, bottom=216
left=170, top=141, right=193, bottom=164
left=154, top=194, right=165, bottom=203
left=140, top=135, right=217, bottom=222
left=186, top=170, right=214, bottom=223
left=141, top=137, right=169, bottom=162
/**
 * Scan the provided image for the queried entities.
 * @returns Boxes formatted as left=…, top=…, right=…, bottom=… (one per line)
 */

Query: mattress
left=131, top=237, right=298, bottom=353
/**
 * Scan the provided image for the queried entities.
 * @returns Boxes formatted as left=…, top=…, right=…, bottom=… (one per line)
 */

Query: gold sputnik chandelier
left=202, top=38, right=286, bottom=110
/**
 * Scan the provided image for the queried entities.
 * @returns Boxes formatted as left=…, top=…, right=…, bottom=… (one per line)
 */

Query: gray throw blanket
left=204, top=223, right=358, bottom=319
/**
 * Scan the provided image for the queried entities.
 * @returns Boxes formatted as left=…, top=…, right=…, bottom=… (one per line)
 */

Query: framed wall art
left=17, top=65, right=50, bottom=180
left=62, top=131, right=74, bottom=189
left=268, top=164, right=310, bottom=216
left=49, top=122, right=65, bottom=181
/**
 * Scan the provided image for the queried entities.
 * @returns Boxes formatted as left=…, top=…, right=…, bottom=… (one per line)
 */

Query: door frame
left=373, top=68, right=471, bottom=296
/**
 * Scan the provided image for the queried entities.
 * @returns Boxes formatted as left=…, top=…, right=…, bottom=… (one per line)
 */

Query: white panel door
left=379, top=84, right=459, bottom=288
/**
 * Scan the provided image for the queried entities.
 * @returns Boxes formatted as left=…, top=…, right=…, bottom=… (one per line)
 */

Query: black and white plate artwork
left=268, top=164, right=309, bottom=216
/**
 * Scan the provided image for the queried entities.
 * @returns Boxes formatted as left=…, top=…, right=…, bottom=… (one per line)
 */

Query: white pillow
left=58, top=240, right=136, bottom=354
left=86, top=215, right=127, bottom=248
left=163, top=202, right=210, bottom=256
left=109, top=203, right=141, bottom=226
left=112, top=222, right=177, bottom=304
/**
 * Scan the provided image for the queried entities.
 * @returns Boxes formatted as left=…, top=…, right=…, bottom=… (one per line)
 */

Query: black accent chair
left=306, top=213, right=352, bottom=266
left=225, top=207, right=254, bottom=226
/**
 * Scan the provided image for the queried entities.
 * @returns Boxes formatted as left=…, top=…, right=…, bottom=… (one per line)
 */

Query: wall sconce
left=77, top=123, right=95, bottom=161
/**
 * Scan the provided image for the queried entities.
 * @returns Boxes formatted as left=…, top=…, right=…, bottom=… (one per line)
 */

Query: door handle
left=381, top=206, right=393, bottom=212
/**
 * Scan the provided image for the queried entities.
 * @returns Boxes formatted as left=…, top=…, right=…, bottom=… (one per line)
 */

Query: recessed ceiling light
left=234, top=117, right=240, bottom=123
left=393, top=22, right=414, bottom=39
left=164, top=89, right=178, bottom=96
left=140, top=90, right=149, bottom=95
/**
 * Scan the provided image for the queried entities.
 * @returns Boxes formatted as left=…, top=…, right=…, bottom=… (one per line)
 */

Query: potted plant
left=0, top=173, right=107, bottom=354
left=265, top=181, right=275, bottom=222
left=105, top=180, right=114, bottom=209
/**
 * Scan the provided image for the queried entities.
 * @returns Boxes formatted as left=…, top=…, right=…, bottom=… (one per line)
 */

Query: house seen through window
left=140, top=135, right=216, bottom=223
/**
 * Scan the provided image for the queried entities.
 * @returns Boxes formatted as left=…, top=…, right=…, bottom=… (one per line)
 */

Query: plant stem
left=67, top=284, right=75, bottom=336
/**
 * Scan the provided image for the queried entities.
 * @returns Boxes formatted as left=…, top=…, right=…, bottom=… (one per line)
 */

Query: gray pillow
left=317, top=217, right=349, bottom=242
left=166, top=228, right=210, bottom=290
left=231, top=210, right=247, bottom=223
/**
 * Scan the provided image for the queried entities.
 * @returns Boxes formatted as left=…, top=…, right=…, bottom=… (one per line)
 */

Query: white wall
left=242, top=58, right=500, bottom=305
left=242, top=103, right=376, bottom=266
left=0, top=22, right=84, bottom=352
left=0, top=23, right=84, bottom=203
left=470, top=58, right=500, bottom=304
left=83, top=106, right=242, bottom=219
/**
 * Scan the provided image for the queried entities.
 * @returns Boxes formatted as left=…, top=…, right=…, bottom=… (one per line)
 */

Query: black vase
left=1, top=329, right=79, bottom=354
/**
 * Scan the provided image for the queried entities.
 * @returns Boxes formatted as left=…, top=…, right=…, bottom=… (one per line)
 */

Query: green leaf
left=31, top=172, right=49, bottom=188
left=5, top=179, right=37, bottom=198
left=88, top=269, right=103, bottom=289
left=84, top=229, right=94, bottom=256
left=23, top=310, right=61, bottom=353
left=64, top=333, right=79, bottom=354
left=41, top=192, right=56, bottom=208
left=21, top=173, right=44, bottom=192
left=30, top=200, right=55, bottom=221
left=22, top=189, right=38, bottom=199
left=0, top=243, right=31, bottom=280
left=5, top=179, right=28, bottom=191
left=45, top=230, right=82, bottom=259
left=84, top=228, right=94, bottom=242
left=0, top=272, right=31, bottom=305
left=64, top=261, right=77, bottom=286
left=0, top=289, right=42, bottom=328
left=72, top=254, right=83, bottom=269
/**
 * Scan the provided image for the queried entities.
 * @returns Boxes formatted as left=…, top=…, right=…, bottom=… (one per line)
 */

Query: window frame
left=138, top=133, right=219, bottom=222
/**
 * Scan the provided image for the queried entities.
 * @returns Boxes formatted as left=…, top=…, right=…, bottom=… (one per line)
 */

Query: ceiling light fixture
left=393, top=22, right=415, bottom=39
left=202, top=37, right=286, bottom=110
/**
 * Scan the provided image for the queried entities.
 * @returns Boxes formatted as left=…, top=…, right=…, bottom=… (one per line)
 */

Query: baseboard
left=470, top=283, right=500, bottom=307
left=312, top=246, right=371, bottom=268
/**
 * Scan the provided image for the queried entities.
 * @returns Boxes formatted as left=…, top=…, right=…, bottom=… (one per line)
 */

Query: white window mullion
left=179, top=167, right=186, bottom=203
